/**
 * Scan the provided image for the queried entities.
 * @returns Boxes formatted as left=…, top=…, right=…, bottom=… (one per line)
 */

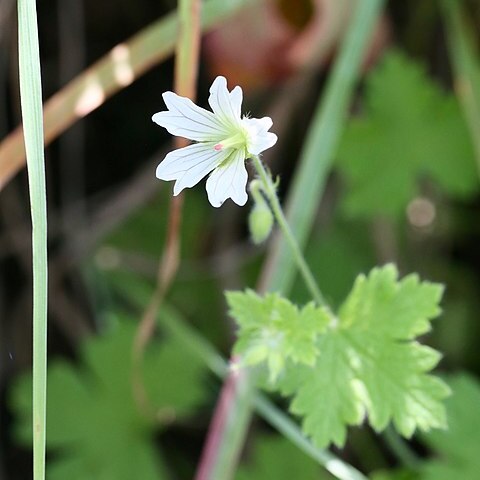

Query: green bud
left=249, top=201, right=274, bottom=244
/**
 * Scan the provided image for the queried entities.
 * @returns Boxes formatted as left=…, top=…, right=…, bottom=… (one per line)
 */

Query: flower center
left=213, top=131, right=246, bottom=152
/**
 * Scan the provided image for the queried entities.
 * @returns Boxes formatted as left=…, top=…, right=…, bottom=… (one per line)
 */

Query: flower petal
left=242, top=117, right=278, bottom=155
left=247, top=116, right=273, bottom=131
left=152, top=91, right=229, bottom=141
left=247, top=131, right=278, bottom=155
left=208, top=76, right=243, bottom=128
left=156, top=142, right=231, bottom=195
left=229, top=86, right=243, bottom=119
left=206, top=149, right=248, bottom=208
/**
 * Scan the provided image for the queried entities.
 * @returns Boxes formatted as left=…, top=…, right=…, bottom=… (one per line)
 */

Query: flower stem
left=251, top=155, right=327, bottom=308
left=195, top=0, right=385, bottom=477
left=253, top=395, right=368, bottom=480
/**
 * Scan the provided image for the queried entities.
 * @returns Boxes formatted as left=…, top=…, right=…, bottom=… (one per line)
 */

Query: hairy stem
left=251, top=155, right=328, bottom=308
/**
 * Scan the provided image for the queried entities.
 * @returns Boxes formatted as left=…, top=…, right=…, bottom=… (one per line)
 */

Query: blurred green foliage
left=338, top=50, right=478, bottom=218
left=10, top=319, right=208, bottom=479
left=236, top=434, right=332, bottom=479
left=420, top=374, right=480, bottom=480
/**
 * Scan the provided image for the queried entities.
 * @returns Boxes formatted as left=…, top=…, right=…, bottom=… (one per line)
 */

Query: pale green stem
left=17, top=1, right=48, bottom=480
left=253, top=396, right=368, bottom=480
left=251, top=155, right=328, bottom=309
left=174, top=0, right=201, bottom=97
left=198, top=155, right=330, bottom=480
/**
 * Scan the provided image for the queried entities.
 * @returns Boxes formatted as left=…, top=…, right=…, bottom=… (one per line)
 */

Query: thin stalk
left=131, top=0, right=201, bottom=417
left=253, top=395, right=368, bottom=480
left=17, top=1, right=48, bottom=480
left=251, top=155, right=328, bottom=308
left=196, top=368, right=255, bottom=480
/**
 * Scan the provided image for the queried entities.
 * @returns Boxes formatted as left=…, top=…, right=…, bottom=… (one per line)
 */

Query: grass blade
left=441, top=0, right=480, bottom=177
left=17, top=1, right=48, bottom=479
left=262, top=0, right=385, bottom=293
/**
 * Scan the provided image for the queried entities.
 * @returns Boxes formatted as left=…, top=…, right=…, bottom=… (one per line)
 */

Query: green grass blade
left=441, top=0, right=480, bottom=177
left=263, top=0, right=385, bottom=294
left=17, top=1, right=48, bottom=479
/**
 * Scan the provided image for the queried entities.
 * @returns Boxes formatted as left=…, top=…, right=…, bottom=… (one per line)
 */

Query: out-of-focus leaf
left=420, top=374, right=480, bottom=480
left=338, top=50, right=478, bottom=219
left=10, top=320, right=207, bottom=479
left=236, top=434, right=332, bottom=480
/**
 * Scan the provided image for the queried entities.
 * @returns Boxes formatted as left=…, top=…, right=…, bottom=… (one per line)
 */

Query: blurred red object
left=204, top=0, right=390, bottom=92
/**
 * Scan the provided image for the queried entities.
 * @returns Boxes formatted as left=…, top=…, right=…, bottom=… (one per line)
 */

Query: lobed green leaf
left=227, top=290, right=330, bottom=381
left=277, top=265, right=449, bottom=448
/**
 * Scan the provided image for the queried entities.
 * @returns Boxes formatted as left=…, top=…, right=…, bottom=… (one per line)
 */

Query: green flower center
left=214, top=131, right=247, bottom=152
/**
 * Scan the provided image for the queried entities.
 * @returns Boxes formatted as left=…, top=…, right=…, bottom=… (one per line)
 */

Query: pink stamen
left=214, top=143, right=223, bottom=151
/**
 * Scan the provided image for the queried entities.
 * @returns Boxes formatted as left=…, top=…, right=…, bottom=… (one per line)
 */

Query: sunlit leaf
left=227, top=289, right=330, bottom=381
left=278, top=265, right=449, bottom=447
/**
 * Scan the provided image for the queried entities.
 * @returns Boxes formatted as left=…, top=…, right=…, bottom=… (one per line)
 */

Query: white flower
left=152, top=76, right=277, bottom=207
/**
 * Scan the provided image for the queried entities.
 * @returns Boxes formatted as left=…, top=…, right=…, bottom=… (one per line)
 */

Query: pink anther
left=214, top=144, right=223, bottom=151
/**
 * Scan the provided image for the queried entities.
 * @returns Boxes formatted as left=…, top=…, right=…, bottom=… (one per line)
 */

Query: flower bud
left=249, top=199, right=274, bottom=244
